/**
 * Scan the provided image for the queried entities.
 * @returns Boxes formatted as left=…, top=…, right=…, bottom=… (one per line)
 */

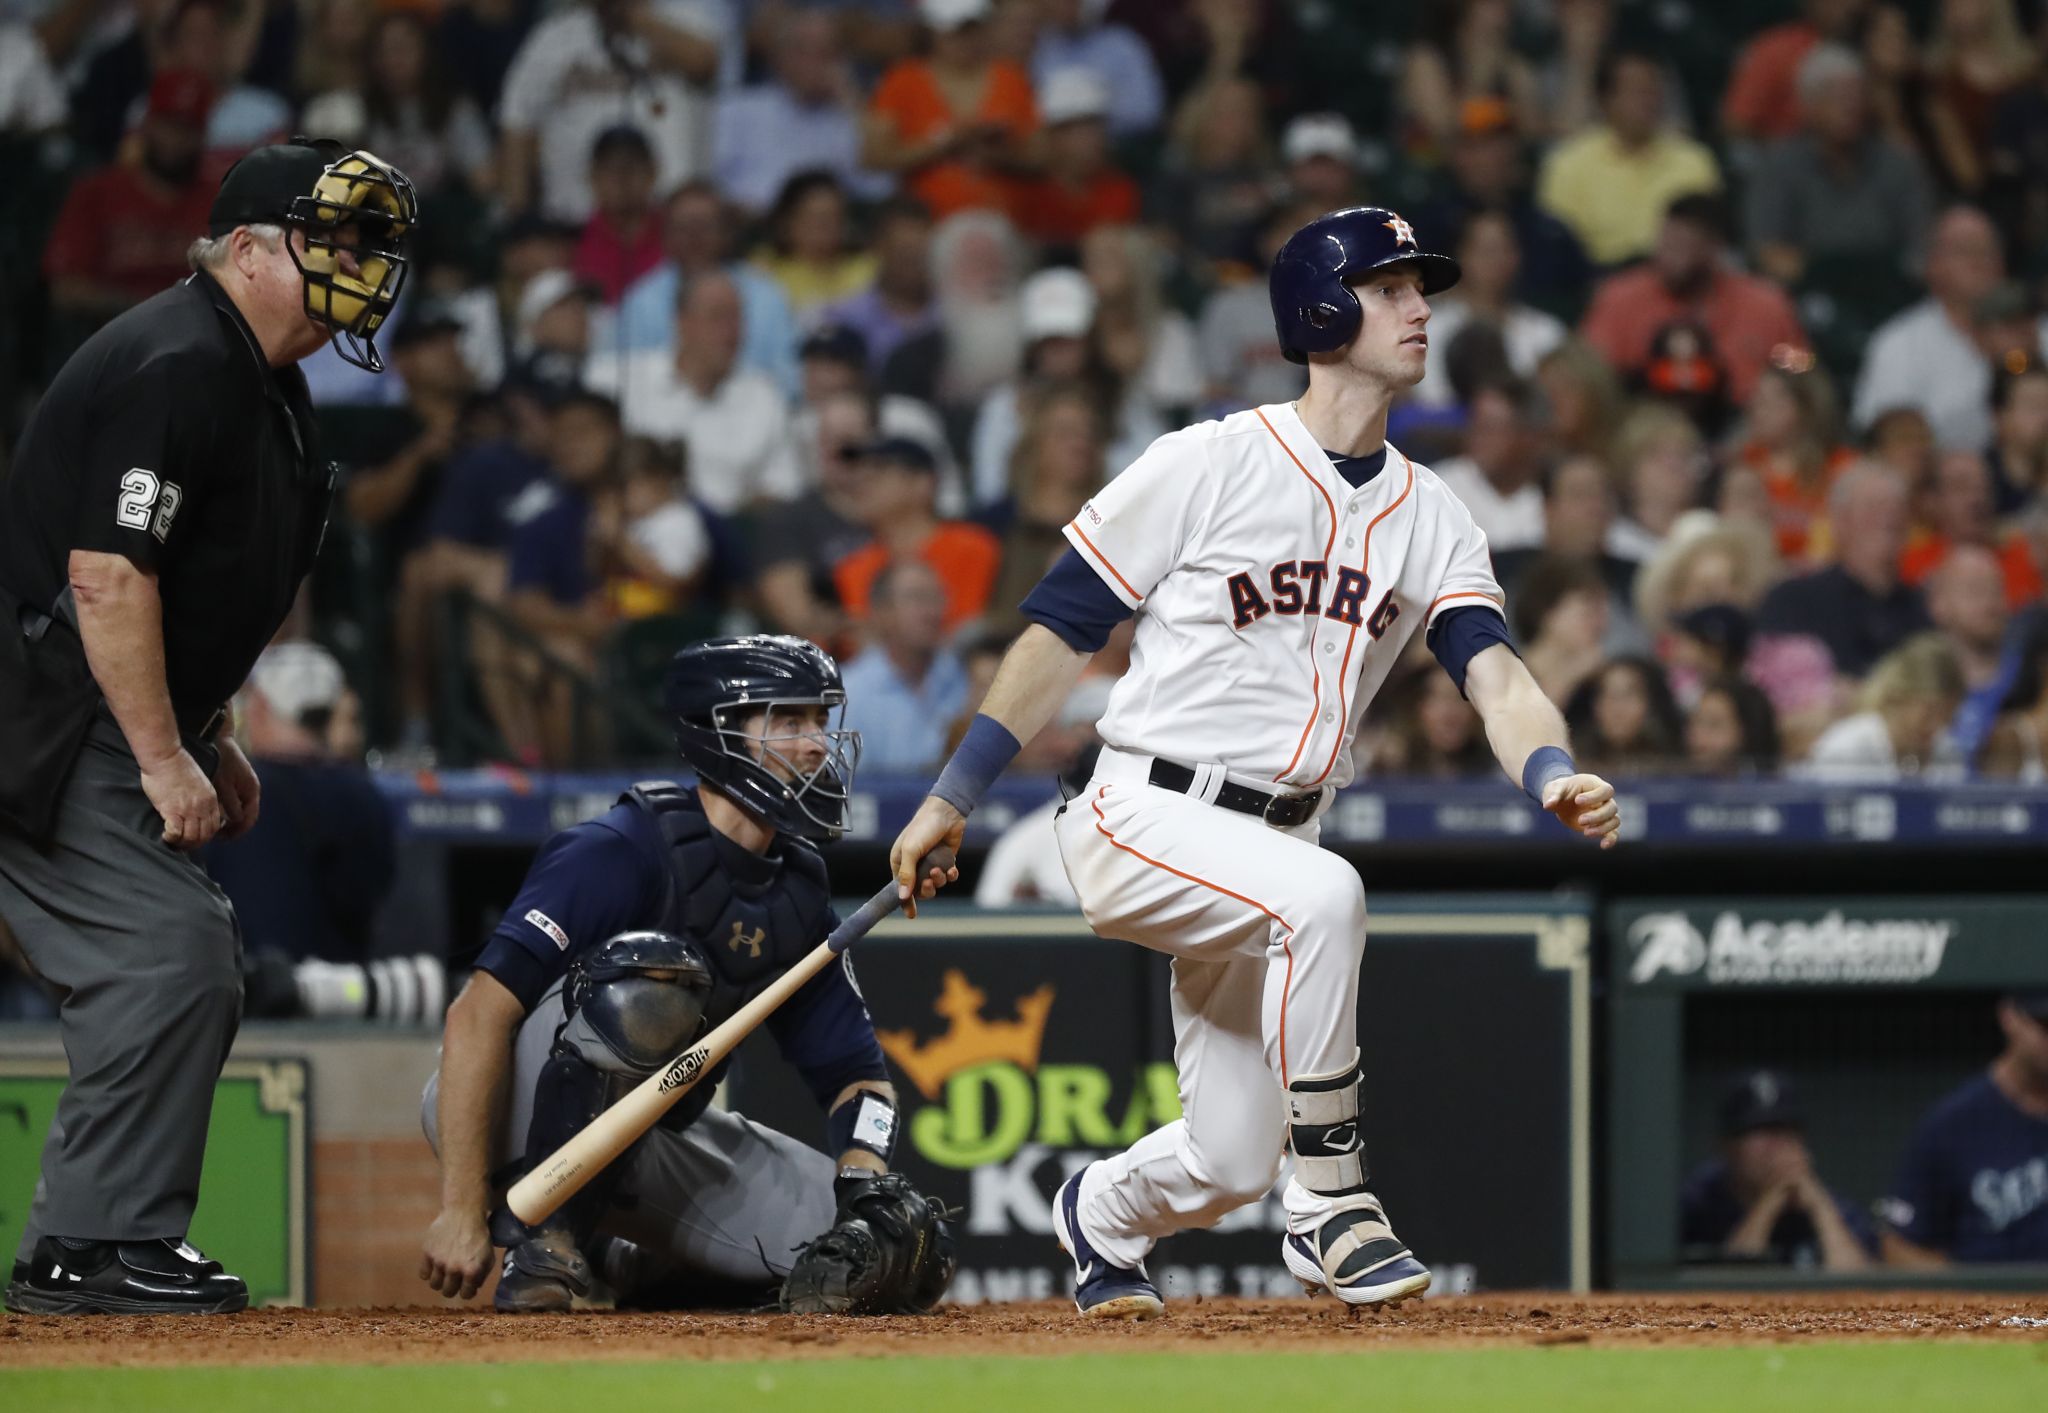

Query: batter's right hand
left=140, top=747, right=222, bottom=851
left=891, top=797, right=965, bottom=919
left=420, top=1207, right=495, bottom=1301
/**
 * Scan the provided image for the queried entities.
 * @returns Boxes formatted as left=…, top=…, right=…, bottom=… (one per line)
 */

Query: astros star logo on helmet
left=1383, top=215, right=1417, bottom=248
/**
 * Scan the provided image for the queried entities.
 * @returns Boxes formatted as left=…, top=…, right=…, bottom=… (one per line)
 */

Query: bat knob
left=915, top=845, right=957, bottom=881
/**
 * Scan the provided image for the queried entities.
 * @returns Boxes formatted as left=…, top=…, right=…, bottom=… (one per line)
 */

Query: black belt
left=1147, top=758, right=1321, bottom=828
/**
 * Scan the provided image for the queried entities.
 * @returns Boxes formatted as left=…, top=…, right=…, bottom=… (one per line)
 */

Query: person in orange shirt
left=1732, top=355, right=1857, bottom=562
left=1011, top=67, right=1138, bottom=249
left=834, top=436, right=1002, bottom=633
left=1898, top=449, right=2043, bottom=606
left=862, top=0, right=1040, bottom=221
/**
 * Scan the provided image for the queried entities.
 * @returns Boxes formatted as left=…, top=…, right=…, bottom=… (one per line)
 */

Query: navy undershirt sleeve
left=767, top=938, right=890, bottom=1110
left=472, top=806, right=667, bottom=1012
left=1021, top=546, right=1137, bottom=652
left=1429, top=604, right=1518, bottom=696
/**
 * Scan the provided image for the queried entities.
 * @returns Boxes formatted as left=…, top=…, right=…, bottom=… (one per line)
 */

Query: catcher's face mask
left=284, top=149, right=418, bottom=372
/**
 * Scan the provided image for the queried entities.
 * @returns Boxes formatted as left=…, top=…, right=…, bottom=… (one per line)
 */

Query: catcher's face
left=740, top=703, right=833, bottom=782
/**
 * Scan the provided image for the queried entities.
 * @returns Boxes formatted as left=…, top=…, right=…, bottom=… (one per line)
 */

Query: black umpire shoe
left=4, top=1236, right=249, bottom=1315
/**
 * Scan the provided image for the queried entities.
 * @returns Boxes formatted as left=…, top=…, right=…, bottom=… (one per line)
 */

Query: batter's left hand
left=1542, top=773, right=1618, bottom=849
left=213, top=736, right=261, bottom=840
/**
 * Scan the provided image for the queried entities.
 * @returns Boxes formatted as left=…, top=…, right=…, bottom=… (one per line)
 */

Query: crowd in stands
left=6, top=0, right=2048, bottom=783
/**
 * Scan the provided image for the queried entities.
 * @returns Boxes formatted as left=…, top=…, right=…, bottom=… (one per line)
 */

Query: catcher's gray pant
left=421, top=984, right=836, bottom=1293
left=1, top=717, right=239, bottom=1262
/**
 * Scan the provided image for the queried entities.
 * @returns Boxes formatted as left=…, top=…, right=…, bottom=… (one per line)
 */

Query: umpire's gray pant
left=421, top=984, right=836, bottom=1294
left=1, top=717, right=240, bottom=1261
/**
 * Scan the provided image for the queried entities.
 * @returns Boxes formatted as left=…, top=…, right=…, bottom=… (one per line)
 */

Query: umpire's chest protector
left=626, top=784, right=835, bottom=1026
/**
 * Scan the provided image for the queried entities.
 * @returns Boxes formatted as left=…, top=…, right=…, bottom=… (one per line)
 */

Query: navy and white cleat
left=1052, top=1168, right=1165, bottom=1320
left=1281, top=1193, right=1432, bottom=1306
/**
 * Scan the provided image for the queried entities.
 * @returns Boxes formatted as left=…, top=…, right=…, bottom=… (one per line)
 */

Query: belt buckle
left=1262, top=789, right=1305, bottom=827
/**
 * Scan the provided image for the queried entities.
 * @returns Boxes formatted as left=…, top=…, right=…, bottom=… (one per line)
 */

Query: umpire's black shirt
left=0, top=270, right=333, bottom=732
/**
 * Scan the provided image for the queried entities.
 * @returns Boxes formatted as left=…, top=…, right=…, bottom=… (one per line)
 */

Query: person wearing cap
left=43, top=69, right=222, bottom=327
left=839, top=559, right=971, bottom=771
left=796, top=322, right=962, bottom=509
left=712, top=6, right=890, bottom=217
left=0, top=139, right=417, bottom=1315
left=1678, top=1070, right=1876, bottom=1269
left=864, top=0, right=1041, bottom=221
left=969, top=264, right=1164, bottom=507
left=833, top=435, right=1001, bottom=633
left=1882, top=995, right=2048, bottom=1264
left=1536, top=47, right=1721, bottom=268
left=1009, top=66, right=1138, bottom=248
left=1279, top=113, right=1366, bottom=213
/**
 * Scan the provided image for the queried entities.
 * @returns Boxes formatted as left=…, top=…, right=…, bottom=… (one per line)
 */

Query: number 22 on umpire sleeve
left=116, top=469, right=160, bottom=530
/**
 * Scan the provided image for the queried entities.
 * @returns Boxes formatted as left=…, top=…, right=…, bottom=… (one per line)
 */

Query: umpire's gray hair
left=186, top=223, right=287, bottom=273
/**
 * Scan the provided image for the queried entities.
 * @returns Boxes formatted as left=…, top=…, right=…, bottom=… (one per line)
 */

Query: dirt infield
left=4, top=1293, right=2046, bottom=1368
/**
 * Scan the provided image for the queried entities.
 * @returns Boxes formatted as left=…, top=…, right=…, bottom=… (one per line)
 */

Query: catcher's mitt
left=779, top=1172, right=956, bottom=1315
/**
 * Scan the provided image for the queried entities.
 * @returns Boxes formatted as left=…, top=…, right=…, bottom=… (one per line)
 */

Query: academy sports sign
left=1626, top=909, right=1952, bottom=986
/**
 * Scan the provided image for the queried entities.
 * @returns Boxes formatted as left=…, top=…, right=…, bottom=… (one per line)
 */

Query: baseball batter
left=890, top=207, right=1621, bottom=1318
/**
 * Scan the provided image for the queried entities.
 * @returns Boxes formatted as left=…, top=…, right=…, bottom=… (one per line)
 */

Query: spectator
left=1368, top=665, right=1494, bottom=778
left=1278, top=112, right=1365, bottom=212
left=1533, top=338, right=1625, bottom=464
left=200, top=643, right=395, bottom=967
left=794, top=323, right=960, bottom=507
left=1565, top=656, right=1684, bottom=775
left=1147, top=74, right=1274, bottom=280
left=1864, top=402, right=1940, bottom=489
left=1434, top=381, right=1545, bottom=554
left=617, top=182, right=803, bottom=394
left=970, top=265, right=1162, bottom=507
left=1081, top=224, right=1204, bottom=426
left=1497, top=455, right=1642, bottom=622
left=437, top=0, right=536, bottom=118
left=0, top=21, right=66, bottom=134
left=1010, top=67, right=1140, bottom=249
left=819, top=197, right=941, bottom=379
left=512, top=269, right=601, bottom=372
left=1536, top=48, right=1721, bottom=268
left=1684, top=676, right=1783, bottom=776
left=1635, top=517, right=1786, bottom=689
left=304, top=10, right=495, bottom=202
left=1985, top=36, right=2048, bottom=270
left=712, top=6, right=887, bottom=217
left=839, top=559, right=970, bottom=771
left=1881, top=993, right=2048, bottom=1264
left=43, top=70, right=218, bottom=326
left=297, top=0, right=374, bottom=109
left=1399, top=0, right=1541, bottom=156
left=1030, top=0, right=1165, bottom=138
left=573, top=126, right=666, bottom=305
left=1579, top=193, right=1810, bottom=407
left=1513, top=554, right=1610, bottom=704
left=131, top=0, right=287, bottom=157
left=1745, top=42, right=1935, bottom=288
left=981, top=381, right=1106, bottom=636
left=500, top=390, right=627, bottom=762
left=1196, top=199, right=1313, bottom=415
left=833, top=435, right=1001, bottom=632
left=1987, top=364, right=2048, bottom=514
left=1732, top=355, right=1857, bottom=562
left=1920, top=0, right=2038, bottom=195
left=1680, top=1070, right=1877, bottom=1269
left=1805, top=632, right=1965, bottom=778
left=749, top=171, right=877, bottom=319
left=1851, top=205, right=2008, bottom=449
left=1902, top=450, right=2043, bottom=604
left=592, top=435, right=714, bottom=620
left=883, top=208, right=1027, bottom=420
left=1411, top=97, right=1592, bottom=312
left=1722, top=0, right=1874, bottom=143
left=1758, top=462, right=1930, bottom=677
left=587, top=271, right=805, bottom=512
left=498, top=0, right=726, bottom=223
left=862, top=0, right=1039, bottom=221
left=1860, top=2, right=1944, bottom=162
left=1970, top=282, right=2048, bottom=396
left=1925, top=542, right=2015, bottom=706
left=1980, top=616, right=2048, bottom=778
left=1414, top=211, right=1568, bottom=410
left=754, top=387, right=880, bottom=648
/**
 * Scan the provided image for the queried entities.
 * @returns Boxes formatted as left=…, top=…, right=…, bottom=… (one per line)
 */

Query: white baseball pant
left=1053, top=747, right=1368, bottom=1269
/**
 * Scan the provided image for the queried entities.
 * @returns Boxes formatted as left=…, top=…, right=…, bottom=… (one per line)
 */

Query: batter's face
left=1339, top=264, right=1432, bottom=390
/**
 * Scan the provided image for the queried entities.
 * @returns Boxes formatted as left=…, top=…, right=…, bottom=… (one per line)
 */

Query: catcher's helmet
left=662, top=635, right=861, bottom=843
left=1269, top=206, right=1461, bottom=365
left=210, top=138, right=419, bottom=373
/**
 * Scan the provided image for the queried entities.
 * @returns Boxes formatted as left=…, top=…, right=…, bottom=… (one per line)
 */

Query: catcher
left=418, top=636, right=953, bottom=1314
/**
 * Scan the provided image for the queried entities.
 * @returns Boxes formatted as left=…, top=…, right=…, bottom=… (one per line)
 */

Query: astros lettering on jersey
left=1065, top=401, right=1504, bottom=792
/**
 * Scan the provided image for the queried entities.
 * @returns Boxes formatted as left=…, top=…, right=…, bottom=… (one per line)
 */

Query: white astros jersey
left=1064, top=401, right=1504, bottom=792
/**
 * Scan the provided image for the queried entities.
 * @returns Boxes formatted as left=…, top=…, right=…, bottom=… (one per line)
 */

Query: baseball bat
left=505, top=849, right=953, bottom=1227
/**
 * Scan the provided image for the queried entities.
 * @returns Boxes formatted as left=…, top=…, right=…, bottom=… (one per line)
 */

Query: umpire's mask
left=284, top=149, right=418, bottom=371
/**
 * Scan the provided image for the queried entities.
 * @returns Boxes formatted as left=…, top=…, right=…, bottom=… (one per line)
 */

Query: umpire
left=0, top=140, right=417, bottom=1315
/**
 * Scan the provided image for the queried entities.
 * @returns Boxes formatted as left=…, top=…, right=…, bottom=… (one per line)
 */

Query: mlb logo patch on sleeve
left=525, top=909, right=570, bottom=951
